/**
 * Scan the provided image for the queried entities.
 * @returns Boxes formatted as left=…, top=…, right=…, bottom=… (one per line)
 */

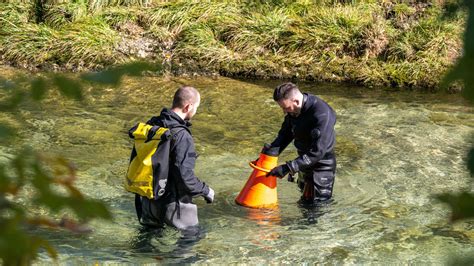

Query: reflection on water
left=297, top=199, right=334, bottom=225
left=129, top=226, right=206, bottom=264
left=246, top=207, right=282, bottom=226
left=1, top=71, right=474, bottom=264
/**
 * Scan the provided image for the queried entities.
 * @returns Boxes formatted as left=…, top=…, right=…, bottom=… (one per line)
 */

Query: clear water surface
left=1, top=71, right=473, bottom=264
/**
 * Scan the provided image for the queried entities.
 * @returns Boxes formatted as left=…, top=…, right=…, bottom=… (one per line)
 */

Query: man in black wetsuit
left=267, top=82, right=337, bottom=204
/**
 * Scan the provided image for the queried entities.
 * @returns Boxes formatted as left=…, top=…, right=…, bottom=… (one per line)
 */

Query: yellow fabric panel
left=132, top=123, right=168, bottom=140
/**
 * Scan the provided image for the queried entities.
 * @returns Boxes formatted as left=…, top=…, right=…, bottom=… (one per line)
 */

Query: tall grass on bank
left=0, top=3, right=120, bottom=70
left=0, top=1, right=466, bottom=89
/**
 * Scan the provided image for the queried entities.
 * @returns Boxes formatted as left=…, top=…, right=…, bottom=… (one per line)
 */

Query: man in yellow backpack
left=129, top=86, right=214, bottom=230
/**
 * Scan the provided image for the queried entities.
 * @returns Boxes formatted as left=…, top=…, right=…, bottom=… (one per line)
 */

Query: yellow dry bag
left=125, top=122, right=172, bottom=199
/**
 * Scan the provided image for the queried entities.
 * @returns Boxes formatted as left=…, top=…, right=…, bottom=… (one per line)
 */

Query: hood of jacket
left=147, top=108, right=192, bottom=130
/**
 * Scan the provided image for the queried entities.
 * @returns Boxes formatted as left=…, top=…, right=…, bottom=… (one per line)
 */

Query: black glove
left=266, top=164, right=290, bottom=178
left=261, top=143, right=279, bottom=156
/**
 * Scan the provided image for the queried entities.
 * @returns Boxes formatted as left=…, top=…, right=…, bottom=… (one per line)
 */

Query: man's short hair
left=273, top=82, right=300, bottom=101
left=172, top=86, right=199, bottom=108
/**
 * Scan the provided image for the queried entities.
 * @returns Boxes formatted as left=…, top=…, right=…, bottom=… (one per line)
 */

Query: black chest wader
left=298, top=152, right=336, bottom=204
left=134, top=127, right=199, bottom=230
left=135, top=194, right=167, bottom=228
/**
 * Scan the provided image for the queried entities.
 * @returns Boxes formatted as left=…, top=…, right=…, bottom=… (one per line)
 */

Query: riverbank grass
left=0, top=1, right=466, bottom=89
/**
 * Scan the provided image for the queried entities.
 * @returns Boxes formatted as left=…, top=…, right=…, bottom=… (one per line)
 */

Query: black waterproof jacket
left=147, top=108, right=210, bottom=203
left=270, top=93, right=336, bottom=173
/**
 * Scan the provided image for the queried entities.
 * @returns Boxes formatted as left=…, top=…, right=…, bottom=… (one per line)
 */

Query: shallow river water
left=2, top=73, right=474, bottom=264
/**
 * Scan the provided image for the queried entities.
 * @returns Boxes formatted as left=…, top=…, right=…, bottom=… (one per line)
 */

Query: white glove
left=204, top=187, right=214, bottom=203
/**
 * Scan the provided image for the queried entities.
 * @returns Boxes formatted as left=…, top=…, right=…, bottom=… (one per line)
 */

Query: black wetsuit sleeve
left=170, top=131, right=210, bottom=197
left=288, top=106, right=335, bottom=173
left=270, top=116, right=294, bottom=154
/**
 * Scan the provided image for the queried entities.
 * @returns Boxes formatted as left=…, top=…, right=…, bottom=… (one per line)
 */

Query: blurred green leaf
left=67, top=198, right=113, bottom=221
left=0, top=166, right=10, bottom=192
left=437, top=192, right=474, bottom=221
left=32, top=237, right=58, bottom=260
left=121, top=61, right=161, bottom=77
left=26, top=153, right=113, bottom=221
left=465, top=0, right=474, bottom=45
left=462, top=0, right=474, bottom=101
left=441, top=59, right=464, bottom=87
left=468, top=147, right=474, bottom=176
left=0, top=198, right=24, bottom=217
left=0, top=125, right=15, bottom=140
left=447, top=255, right=474, bottom=266
left=0, top=60, right=164, bottom=264
left=81, top=61, right=160, bottom=86
left=0, top=90, right=26, bottom=112
left=53, top=76, right=83, bottom=100
left=0, top=79, right=15, bottom=91
left=442, top=59, right=474, bottom=103
left=11, top=156, right=27, bottom=184
left=81, top=68, right=123, bottom=86
left=442, top=0, right=474, bottom=103
left=0, top=220, right=39, bottom=265
left=31, top=160, right=52, bottom=193
left=442, top=0, right=464, bottom=19
left=36, top=193, right=64, bottom=212
left=31, top=77, right=48, bottom=101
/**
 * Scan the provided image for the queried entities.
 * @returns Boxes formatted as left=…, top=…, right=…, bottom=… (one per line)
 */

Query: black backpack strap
left=143, top=125, right=158, bottom=143
left=128, top=124, right=139, bottom=139
left=134, top=193, right=142, bottom=221
left=169, top=125, right=190, bottom=137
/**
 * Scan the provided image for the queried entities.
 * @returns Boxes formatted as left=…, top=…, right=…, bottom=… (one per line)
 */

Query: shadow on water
left=238, top=198, right=336, bottom=228
left=129, top=225, right=206, bottom=264
left=297, top=199, right=335, bottom=225
left=213, top=187, right=335, bottom=229
left=272, top=198, right=337, bottom=231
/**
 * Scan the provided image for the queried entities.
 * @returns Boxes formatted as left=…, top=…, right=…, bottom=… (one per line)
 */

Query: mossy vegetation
left=0, top=0, right=466, bottom=89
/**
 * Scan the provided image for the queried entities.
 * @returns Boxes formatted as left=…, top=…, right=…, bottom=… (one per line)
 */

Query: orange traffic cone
left=235, top=149, right=279, bottom=209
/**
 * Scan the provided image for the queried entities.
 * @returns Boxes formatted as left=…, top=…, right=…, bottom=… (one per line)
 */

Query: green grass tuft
left=53, top=17, right=121, bottom=69
left=0, top=0, right=467, bottom=89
